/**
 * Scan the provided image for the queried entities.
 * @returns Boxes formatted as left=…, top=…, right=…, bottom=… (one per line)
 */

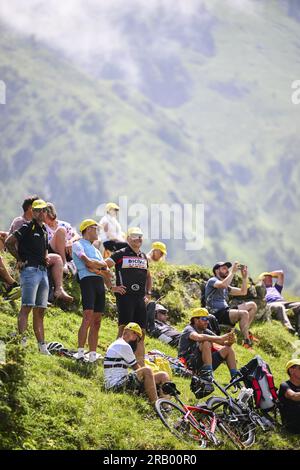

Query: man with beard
left=205, top=261, right=257, bottom=350
left=103, top=322, right=170, bottom=405
left=178, top=308, right=237, bottom=381
left=278, top=358, right=300, bottom=434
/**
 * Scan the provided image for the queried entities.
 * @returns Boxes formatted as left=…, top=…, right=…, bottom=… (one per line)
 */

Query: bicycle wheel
left=207, top=397, right=255, bottom=449
left=155, top=399, right=221, bottom=447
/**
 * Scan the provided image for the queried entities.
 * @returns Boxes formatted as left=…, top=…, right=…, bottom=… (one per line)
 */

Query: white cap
left=155, top=303, right=168, bottom=312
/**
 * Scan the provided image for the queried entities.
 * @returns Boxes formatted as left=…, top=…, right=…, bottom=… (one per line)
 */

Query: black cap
left=213, top=261, right=232, bottom=275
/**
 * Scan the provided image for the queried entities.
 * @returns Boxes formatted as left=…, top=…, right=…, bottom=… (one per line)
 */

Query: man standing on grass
left=72, top=219, right=124, bottom=362
left=105, top=227, right=152, bottom=366
left=5, top=199, right=50, bottom=354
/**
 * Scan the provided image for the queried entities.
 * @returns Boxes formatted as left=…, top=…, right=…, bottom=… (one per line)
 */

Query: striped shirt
left=104, top=338, right=137, bottom=389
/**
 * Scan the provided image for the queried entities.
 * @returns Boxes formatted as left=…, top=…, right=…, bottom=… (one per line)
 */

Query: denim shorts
left=20, top=266, right=49, bottom=308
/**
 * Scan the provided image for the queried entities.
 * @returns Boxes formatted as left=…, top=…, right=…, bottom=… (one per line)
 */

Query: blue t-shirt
left=72, top=239, right=104, bottom=280
left=205, top=276, right=229, bottom=311
left=265, top=283, right=284, bottom=303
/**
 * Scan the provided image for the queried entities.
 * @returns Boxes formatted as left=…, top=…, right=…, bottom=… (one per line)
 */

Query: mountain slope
left=0, top=0, right=300, bottom=290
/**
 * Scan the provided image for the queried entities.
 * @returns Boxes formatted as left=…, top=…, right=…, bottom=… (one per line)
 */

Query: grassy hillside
left=0, top=258, right=300, bottom=450
left=0, top=1, right=300, bottom=288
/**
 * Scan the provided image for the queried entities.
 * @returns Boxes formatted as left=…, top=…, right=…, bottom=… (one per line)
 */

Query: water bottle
left=237, top=387, right=254, bottom=408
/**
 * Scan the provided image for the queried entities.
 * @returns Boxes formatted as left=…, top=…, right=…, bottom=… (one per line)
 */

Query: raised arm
left=213, top=261, right=239, bottom=289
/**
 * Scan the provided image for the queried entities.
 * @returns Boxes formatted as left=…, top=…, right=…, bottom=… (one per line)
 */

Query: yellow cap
left=152, top=241, right=167, bottom=255
left=286, top=358, right=300, bottom=373
left=32, top=199, right=47, bottom=210
left=124, top=322, right=143, bottom=338
left=106, top=202, right=120, bottom=212
left=127, top=227, right=143, bottom=237
left=190, top=307, right=210, bottom=320
left=79, top=219, right=98, bottom=233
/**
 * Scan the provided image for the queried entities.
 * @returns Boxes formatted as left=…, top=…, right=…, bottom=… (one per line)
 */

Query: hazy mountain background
left=0, top=0, right=300, bottom=290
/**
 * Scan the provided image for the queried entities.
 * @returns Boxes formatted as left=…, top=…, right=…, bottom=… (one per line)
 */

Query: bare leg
left=87, top=313, right=102, bottom=351
left=200, top=340, right=213, bottom=366
left=229, top=309, right=250, bottom=341
left=219, top=345, right=237, bottom=370
left=239, top=301, right=257, bottom=326
left=32, top=307, right=46, bottom=342
left=18, top=306, right=32, bottom=335
left=50, top=227, right=67, bottom=265
left=117, top=324, right=125, bottom=338
left=78, top=310, right=93, bottom=348
left=0, top=256, right=16, bottom=285
left=136, top=367, right=158, bottom=404
left=48, top=253, right=73, bottom=301
left=135, top=329, right=145, bottom=367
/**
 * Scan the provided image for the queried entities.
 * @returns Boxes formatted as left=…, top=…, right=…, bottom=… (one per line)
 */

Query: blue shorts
left=20, top=266, right=49, bottom=308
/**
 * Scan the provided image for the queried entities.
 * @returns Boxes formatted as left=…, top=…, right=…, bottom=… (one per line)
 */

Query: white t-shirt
left=99, top=214, right=124, bottom=242
left=104, top=338, right=137, bottom=389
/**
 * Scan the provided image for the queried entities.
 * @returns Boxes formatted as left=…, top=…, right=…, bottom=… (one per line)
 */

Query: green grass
left=1, top=259, right=300, bottom=450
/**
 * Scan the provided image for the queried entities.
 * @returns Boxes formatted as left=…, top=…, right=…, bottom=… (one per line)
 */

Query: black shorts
left=186, top=350, right=224, bottom=373
left=116, top=295, right=147, bottom=329
left=79, top=276, right=105, bottom=312
left=214, top=307, right=234, bottom=326
left=109, top=372, right=144, bottom=394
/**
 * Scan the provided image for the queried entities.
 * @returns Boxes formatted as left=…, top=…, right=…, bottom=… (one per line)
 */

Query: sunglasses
left=34, top=208, right=47, bottom=212
left=130, top=235, right=143, bottom=240
left=199, top=317, right=209, bottom=321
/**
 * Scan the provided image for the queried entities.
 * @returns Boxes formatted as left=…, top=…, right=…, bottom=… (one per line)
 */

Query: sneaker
left=249, top=331, right=259, bottom=343
left=74, top=349, right=85, bottom=360
left=287, top=327, right=296, bottom=335
left=242, top=340, right=254, bottom=351
left=38, top=343, right=51, bottom=356
left=4, top=283, right=21, bottom=301
left=88, top=352, right=103, bottom=362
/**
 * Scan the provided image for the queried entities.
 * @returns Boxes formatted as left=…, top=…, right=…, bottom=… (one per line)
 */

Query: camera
left=238, top=264, right=246, bottom=270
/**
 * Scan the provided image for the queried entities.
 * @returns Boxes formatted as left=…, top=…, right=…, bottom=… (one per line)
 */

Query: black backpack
left=239, top=355, right=278, bottom=410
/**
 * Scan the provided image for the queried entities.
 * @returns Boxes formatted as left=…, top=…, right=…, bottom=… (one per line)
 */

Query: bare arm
left=5, top=234, right=20, bottom=261
left=214, top=262, right=239, bottom=289
left=285, top=388, right=300, bottom=402
left=80, top=254, right=107, bottom=271
left=105, top=258, right=115, bottom=268
left=271, top=270, right=284, bottom=287
left=228, top=266, right=248, bottom=296
left=189, top=331, right=235, bottom=346
left=145, top=270, right=152, bottom=294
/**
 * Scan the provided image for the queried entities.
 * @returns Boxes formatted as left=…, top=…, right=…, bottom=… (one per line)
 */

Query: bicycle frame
left=210, top=373, right=276, bottom=432
left=172, top=393, right=218, bottom=438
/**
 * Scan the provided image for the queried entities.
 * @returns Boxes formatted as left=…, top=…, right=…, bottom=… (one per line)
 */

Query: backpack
left=239, top=355, right=278, bottom=410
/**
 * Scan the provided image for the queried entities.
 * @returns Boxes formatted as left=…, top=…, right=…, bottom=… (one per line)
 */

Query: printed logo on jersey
left=121, top=257, right=147, bottom=270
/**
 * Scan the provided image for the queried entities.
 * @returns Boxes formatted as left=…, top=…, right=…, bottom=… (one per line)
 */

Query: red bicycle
left=155, top=382, right=223, bottom=448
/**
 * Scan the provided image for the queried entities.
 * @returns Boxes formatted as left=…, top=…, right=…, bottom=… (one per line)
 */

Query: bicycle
left=155, top=382, right=235, bottom=448
left=206, top=372, right=276, bottom=448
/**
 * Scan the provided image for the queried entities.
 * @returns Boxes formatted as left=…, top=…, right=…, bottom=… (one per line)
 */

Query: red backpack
left=239, top=355, right=278, bottom=410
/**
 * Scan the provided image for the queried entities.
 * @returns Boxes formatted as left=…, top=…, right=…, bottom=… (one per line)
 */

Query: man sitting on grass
left=104, top=322, right=170, bottom=405
left=178, top=307, right=237, bottom=382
